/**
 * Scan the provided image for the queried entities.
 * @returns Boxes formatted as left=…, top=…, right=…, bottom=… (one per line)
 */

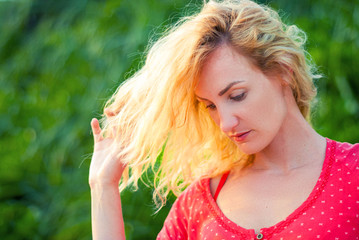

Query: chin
left=236, top=143, right=258, bottom=155
left=235, top=141, right=267, bottom=155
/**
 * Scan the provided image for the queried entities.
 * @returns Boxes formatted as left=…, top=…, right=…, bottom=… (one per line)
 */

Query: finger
left=106, top=125, right=116, bottom=139
left=104, top=108, right=116, bottom=117
left=111, top=125, right=118, bottom=138
left=91, top=118, right=103, bottom=142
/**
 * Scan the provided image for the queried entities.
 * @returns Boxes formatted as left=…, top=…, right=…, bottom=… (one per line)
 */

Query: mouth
left=230, top=130, right=251, bottom=142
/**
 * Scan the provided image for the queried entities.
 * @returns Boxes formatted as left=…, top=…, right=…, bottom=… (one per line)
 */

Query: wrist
left=89, top=178, right=120, bottom=191
left=90, top=184, right=121, bottom=200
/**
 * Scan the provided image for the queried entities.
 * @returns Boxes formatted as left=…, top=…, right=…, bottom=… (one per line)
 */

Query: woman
left=89, top=0, right=359, bottom=239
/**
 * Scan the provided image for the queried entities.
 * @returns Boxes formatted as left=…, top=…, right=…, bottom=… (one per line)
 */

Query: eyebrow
left=218, top=81, right=243, bottom=96
left=196, top=80, right=244, bottom=101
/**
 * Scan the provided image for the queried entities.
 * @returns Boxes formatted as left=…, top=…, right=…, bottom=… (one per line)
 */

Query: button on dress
left=157, top=139, right=359, bottom=239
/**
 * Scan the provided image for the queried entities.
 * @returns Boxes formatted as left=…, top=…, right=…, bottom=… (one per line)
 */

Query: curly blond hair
left=101, top=0, right=319, bottom=208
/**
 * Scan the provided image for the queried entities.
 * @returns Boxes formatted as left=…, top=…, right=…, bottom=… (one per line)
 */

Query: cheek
left=261, top=94, right=287, bottom=129
left=249, top=88, right=286, bottom=128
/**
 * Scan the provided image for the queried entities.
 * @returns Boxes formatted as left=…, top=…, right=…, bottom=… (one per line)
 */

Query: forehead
left=195, top=45, right=261, bottom=97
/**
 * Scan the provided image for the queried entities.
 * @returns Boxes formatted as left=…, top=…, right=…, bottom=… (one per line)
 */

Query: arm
left=89, top=118, right=127, bottom=240
left=91, top=183, right=125, bottom=240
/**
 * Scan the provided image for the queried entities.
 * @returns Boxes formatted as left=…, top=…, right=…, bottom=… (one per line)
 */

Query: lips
left=230, top=130, right=251, bottom=142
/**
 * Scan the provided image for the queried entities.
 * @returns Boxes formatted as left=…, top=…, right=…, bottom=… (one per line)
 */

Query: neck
left=251, top=105, right=326, bottom=174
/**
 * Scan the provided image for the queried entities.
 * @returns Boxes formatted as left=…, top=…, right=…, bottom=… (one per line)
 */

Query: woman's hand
left=89, top=117, right=127, bottom=240
left=89, top=117, right=126, bottom=189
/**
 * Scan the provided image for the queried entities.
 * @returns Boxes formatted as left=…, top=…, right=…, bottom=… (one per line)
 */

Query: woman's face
left=195, top=45, right=288, bottom=155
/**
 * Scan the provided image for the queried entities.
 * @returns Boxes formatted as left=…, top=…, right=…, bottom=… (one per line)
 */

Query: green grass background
left=0, top=0, right=358, bottom=239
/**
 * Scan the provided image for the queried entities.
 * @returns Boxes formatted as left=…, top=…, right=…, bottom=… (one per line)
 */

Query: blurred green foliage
left=0, top=0, right=357, bottom=239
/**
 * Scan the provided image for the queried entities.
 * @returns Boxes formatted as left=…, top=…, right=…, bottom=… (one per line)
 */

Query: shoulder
left=164, top=177, right=215, bottom=221
left=330, top=138, right=359, bottom=170
left=157, top=178, right=211, bottom=239
left=174, top=178, right=210, bottom=208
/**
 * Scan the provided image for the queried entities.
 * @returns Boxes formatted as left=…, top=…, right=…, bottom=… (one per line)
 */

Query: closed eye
left=230, top=92, right=246, bottom=101
left=202, top=92, right=246, bottom=110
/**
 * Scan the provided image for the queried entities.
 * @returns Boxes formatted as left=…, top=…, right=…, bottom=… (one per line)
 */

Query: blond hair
left=102, top=0, right=319, bottom=208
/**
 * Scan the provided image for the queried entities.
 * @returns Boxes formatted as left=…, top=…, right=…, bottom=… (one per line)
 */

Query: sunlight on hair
left=101, top=0, right=320, bottom=209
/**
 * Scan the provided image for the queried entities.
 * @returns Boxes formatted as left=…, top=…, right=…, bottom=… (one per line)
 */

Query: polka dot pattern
left=157, top=139, right=359, bottom=239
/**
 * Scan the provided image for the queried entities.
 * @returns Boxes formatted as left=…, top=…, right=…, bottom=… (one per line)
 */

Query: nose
left=217, top=108, right=239, bottom=133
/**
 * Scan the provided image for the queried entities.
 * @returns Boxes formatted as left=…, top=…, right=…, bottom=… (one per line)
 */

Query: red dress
left=157, top=139, right=359, bottom=239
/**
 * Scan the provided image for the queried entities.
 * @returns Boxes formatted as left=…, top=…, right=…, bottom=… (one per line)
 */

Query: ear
left=279, top=65, right=293, bottom=87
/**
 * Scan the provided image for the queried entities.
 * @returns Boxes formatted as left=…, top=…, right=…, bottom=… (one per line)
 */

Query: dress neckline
left=203, top=138, right=336, bottom=238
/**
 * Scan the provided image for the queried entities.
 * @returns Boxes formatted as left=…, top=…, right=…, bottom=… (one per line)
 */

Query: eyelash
left=205, top=92, right=246, bottom=110
left=231, top=92, right=246, bottom=101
